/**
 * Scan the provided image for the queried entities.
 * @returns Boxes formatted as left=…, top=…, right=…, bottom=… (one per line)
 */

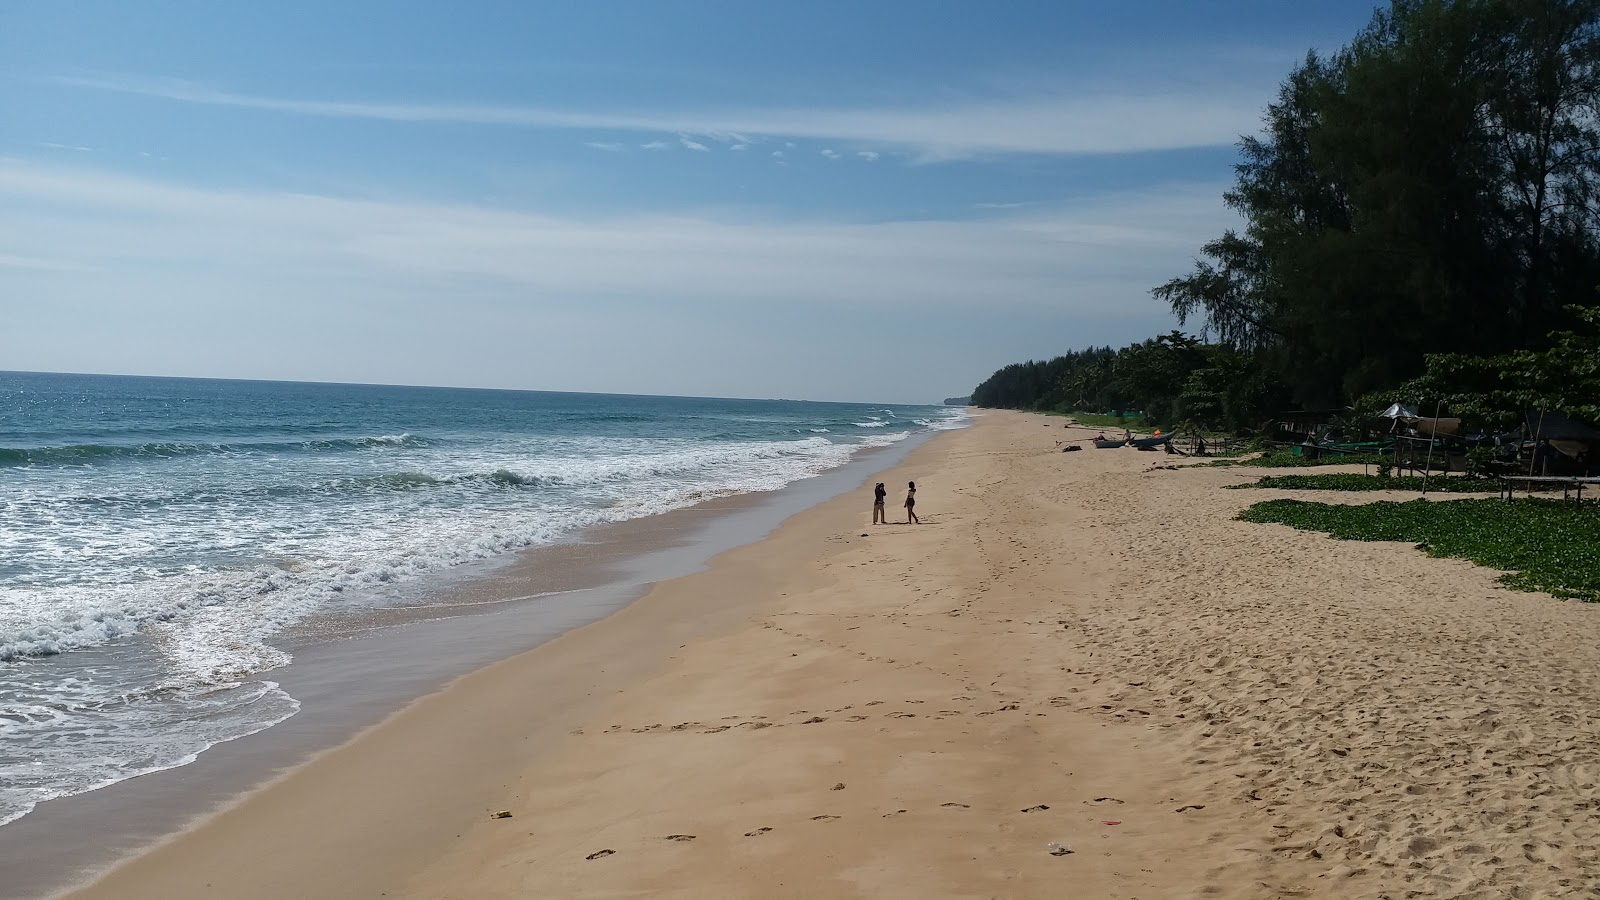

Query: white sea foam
left=0, top=434, right=888, bottom=668
left=0, top=676, right=298, bottom=827
left=0, top=395, right=967, bottom=827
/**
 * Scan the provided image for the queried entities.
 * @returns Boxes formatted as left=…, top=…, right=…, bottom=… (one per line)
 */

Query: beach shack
left=1272, top=408, right=1349, bottom=445
left=1523, top=410, right=1600, bottom=476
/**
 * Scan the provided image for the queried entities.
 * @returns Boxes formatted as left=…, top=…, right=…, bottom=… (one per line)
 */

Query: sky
left=2, top=1, right=1380, bottom=404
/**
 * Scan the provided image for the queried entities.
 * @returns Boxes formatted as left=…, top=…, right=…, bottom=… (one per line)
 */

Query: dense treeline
left=969, top=335, right=1285, bottom=432
left=974, top=0, right=1600, bottom=432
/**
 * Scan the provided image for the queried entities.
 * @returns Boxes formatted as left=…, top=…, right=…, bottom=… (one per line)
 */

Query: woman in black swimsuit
left=904, top=481, right=919, bottom=524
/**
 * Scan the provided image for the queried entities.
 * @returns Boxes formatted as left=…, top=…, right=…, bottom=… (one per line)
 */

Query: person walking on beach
left=872, top=482, right=887, bottom=524
left=904, top=481, right=919, bottom=524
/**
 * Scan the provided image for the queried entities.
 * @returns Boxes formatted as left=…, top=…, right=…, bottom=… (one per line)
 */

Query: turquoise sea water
left=0, top=371, right=963, bottom=826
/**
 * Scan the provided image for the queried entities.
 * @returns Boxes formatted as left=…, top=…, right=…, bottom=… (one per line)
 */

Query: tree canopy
left=975, top=0, right=1600, bottom=431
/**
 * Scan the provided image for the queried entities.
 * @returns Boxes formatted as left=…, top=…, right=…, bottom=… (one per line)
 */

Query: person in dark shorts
left=872, top=482, right=887, bottom=524
left=904, top=481, right=919, bottom=524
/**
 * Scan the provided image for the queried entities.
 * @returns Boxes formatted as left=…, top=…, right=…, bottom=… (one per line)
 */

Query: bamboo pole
left=1421, top=399, right=1442, bottom=495
left=1529, top=409, right=1547, bottom=477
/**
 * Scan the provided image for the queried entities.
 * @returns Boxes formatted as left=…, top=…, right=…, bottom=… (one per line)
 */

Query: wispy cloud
left=975, top=201, right=1032, bottom=209
left=38, top=141, right=95, bottom=153
left=583, top=141, right=625, bottom=152
left=820, top=149, right=840, bottom=160
left=50, top=73, right=1268, bottom=159
left=640, top=140, right=670, bottom=151
left=0, top=252, right=95, bottom=272
left=0, top=160, right=1235, bottom=313
left=857, top=151, right=879, bottom=162
left=678, top=135, right=709, bottom=152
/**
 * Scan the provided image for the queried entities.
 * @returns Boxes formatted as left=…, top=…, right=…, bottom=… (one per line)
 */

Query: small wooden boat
left=1092, top=439, right=1127, bottom=448
left=1129, top=433, right=1172, bottom=449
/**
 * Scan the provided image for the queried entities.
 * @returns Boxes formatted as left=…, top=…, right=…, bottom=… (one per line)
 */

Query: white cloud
left=0, top=160, right=1235, bottom=314
left=678, top=135, right=710, bottom=151
left=770, top=150, right=784, bottom=158
left=640, top=140, right=670, bottom=151
left=857, top=151, right=879, bottom=162
left=52, top=73, right=1268, bottom=159
left=1, top=160, right=1244, bottom=400
left=584, top=141, right=625, bottom=152
left=38, top=141, right=94, bottom=153
left=0, top=252, right=94, bottom=272
left=730, top=144, right=749, bottom=151
left=975, top=201, right=1032, bottom=209
left=821, top=149, right=840, bottom=160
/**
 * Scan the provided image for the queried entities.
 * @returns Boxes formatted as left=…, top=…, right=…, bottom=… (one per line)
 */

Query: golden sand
left=71, top=410, right=1600, bottom=899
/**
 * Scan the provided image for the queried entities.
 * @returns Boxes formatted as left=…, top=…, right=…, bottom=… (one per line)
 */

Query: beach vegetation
left=1198, top=450, right=1387, bottom=468
left=1057, top=411, right=1151, bottom=429
left=1231, top=473, right=1501, bottom=492
left=1240, top=497, right=1600, bottom=600
left=972, top=0, right=1600, bottom=440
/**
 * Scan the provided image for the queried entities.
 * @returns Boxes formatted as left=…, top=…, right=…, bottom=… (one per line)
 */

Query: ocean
left=0, top=371, right=964, bottom=828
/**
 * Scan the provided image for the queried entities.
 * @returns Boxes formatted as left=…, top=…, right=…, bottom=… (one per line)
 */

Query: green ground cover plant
left=1198, top=450, right=1387, bottom=469
left=1239, top=498, right=1600, bottom=601
left=1233, top=474, right=1501, bottom=492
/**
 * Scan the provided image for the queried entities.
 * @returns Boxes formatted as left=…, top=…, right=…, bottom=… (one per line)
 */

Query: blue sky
left=2, top=1, right=1378, bottom=403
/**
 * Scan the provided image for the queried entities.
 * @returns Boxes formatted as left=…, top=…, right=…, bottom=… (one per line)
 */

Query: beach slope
left=71, top=411, right=1600, bottom=899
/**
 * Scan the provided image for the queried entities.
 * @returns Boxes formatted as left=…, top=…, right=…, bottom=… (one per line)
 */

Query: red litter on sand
left=1102, top=820, right=1122, bottom=826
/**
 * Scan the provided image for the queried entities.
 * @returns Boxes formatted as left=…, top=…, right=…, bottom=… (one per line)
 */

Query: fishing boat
left=1130, top=433, right=1172, bottom=449
left=1092, top=438, right=1127, bottom=448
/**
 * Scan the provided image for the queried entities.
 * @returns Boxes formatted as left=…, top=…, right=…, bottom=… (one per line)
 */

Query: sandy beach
left=66, top=410, right=1600, bottom=899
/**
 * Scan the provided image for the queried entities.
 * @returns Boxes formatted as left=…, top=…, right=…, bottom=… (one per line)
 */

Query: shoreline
left=2, top=429, right=941, bottom=900
left=57, top=424, right=963, bottom=899
left=50, top=410, right=1600, bottom=898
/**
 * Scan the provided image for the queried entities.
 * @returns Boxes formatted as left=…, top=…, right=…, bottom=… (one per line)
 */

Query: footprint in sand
left=1021, top=805, right=1050, bottom=813
left=831, top=783, right=846, bottom=790
left=941, top=802, right=970, bottom=809
left=744, top=827, right=773, bottom=837
left=811, top=815, right=840, bottom=821
left=663, top=834, right=697, bottom=842
left=881, top=809, right=909, bottom=818
left=586, top=849, right=616, bottom=860
left=846, top=715, right=868, bottom=722
left=1089, top=797, right=1125, bottom=805
left=801, top=717, right=827, bottom=724
left=1175, top=804, right=1206, bottom=812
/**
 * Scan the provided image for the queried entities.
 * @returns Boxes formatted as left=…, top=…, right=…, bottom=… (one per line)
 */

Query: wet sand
left=8, top=433, right=933, bottom=899
left=67, top=411, right=1600, bottom=898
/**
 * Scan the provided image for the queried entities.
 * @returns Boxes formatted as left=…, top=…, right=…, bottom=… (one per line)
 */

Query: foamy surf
left=0, top=374, right=967, bottom=827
